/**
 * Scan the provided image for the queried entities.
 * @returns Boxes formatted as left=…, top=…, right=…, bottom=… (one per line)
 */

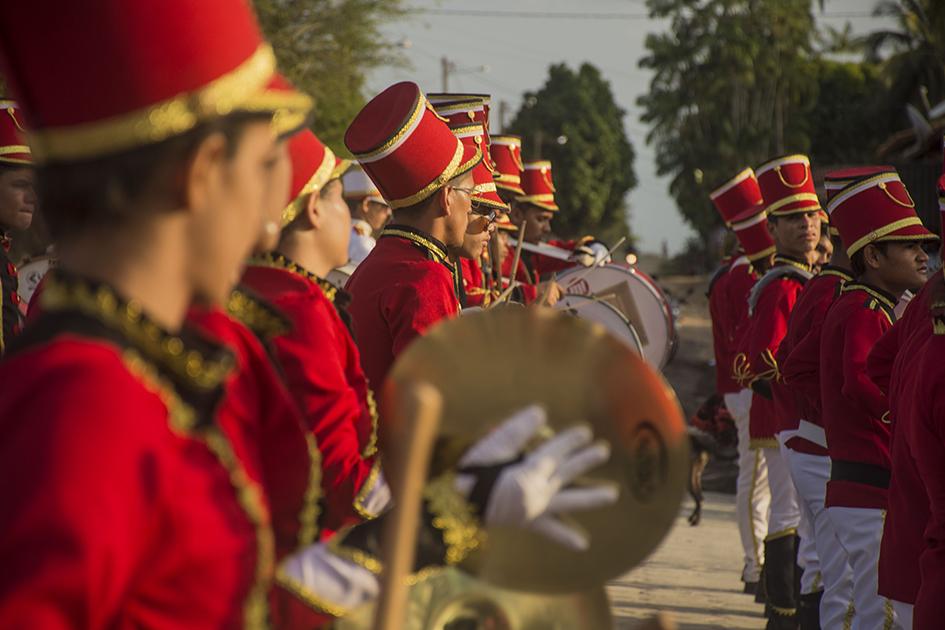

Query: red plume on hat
left=344, top=82, right=481, bottom=209
left=0, top=0, right=311, bottom=164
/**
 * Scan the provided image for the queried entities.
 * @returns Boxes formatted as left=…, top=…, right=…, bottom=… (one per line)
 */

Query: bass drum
left=558, top=264, right=674, bottom=369
left=553, top=294, right=643, bottom=357
left=325, top=262, right=357, bottom=291
left=17, top=255, right=56, bottom=306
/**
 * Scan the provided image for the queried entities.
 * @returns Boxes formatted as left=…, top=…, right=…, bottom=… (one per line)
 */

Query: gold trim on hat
left=845, top=216, right=930, bottom=256
left=0, top=145, right=31, bottom=164
left=281, top=146, right=338, bottom=226
left=766, top=193, right=820, bottom=215
left=28, top=44, right=309, bottom=163
left=775, top=165, right=809, bottom=189
left=387, top=139, right=471, bottom=209
left=709, top=167, right=754, bottom=200
left=878, top=181, right=915, bottom=208
left=353, top=92, right=427, bottom=162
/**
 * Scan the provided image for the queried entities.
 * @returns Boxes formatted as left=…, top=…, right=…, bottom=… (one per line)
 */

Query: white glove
left=456, top=405, right=618, bottom=551
left=278, top=543, right=380, bottom=614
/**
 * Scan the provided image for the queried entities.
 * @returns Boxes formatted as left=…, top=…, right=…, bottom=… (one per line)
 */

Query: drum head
left=384, top=308, right=688, bottom=593
left=558, top=264, right=673, bottom=369
left=554, top=294, right=643, bottom=356
left=16, top=256, right=55, bottom=304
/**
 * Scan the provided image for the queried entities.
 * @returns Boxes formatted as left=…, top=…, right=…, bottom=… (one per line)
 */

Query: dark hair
left=851, top=241, right=889, bottom=276
left=0, top=162, right=30, bottom=177
left=36, top=112, right=270, bottom=241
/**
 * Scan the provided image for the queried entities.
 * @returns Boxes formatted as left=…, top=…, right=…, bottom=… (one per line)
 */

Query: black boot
left=798, top=590, right=823, bottom=630
left=763, top=533, right=799, bottom=630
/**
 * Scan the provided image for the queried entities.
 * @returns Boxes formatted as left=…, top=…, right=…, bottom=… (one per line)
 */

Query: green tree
left=638, top=0, right=818, bottom=240
left=253, top=0, right=407, bottom=150
left=508, top=63, right=637, bottom=243
left=864, top=0, right=945, bottom=115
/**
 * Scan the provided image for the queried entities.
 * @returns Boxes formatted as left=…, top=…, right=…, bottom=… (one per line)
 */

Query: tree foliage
left=253, top=0, right=407, bottom=151
left=508, top=63, right=637, bottom=242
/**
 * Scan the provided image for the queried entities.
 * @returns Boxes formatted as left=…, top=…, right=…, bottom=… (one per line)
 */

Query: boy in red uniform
left=781, top=168, right=894, bottom=628
left=242, top=128, right=391, bottom=536
left=744, top=154, right=822, bottom=627
left=0, top=1, right=313, bottom=626
left=865, top=176, right=945, bottom=628
left=821, top=170, right=936, bottom=629
left=344, top=82, right=481, bottom=391
left=709, top=167, right=775, bottom=593
left=490, top=134, right=538, bottom=303
left=0, top=100, right=34, bottom=351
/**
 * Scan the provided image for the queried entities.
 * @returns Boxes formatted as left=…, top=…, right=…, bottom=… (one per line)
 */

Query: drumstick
left=373, top=382, right=443, bottom=630
left=559, top=236, right=627, bottom=291
left=538, top=271, right=558, bottom=307
left=509, top=222, right=527, bottom=287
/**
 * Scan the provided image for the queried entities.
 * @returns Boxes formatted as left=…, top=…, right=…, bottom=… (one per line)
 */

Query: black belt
left=830, top=460, right=890, bottom=489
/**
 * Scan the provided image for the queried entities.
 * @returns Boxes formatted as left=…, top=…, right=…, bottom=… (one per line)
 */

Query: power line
left=409, top=8, right=877, bottom=20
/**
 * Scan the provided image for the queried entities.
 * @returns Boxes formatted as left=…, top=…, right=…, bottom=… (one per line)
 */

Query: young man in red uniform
left=242, top=128, right=391, bottom=537
left=744, top=154, right=822, bottom=627
left=821, top=170, right=936, bottom=629
left=490, top=134, right=538, bottom=303
left=781, top=168, right=894, bottom=629
left=0, top=1, right=313, bottom=626
left=709, top=167, right=775, bottom=594
left=343, top=82, right=481, bottom=392
left=865, top=176, right=945, bottom=628
left=0, top=100, right=34, bottom=351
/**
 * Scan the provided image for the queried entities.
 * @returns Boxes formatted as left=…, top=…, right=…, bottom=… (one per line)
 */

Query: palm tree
left=863, top=0, right=945, bottom=114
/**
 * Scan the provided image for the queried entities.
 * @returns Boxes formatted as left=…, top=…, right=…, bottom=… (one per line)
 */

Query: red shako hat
left=450, top=122, right=507, bottom=211
left=517, top=161, right=559, bottom=212
left=344, top=82, right=481, bottom=210
left=709, top=168, right=763, bottom=226
left=827, top=170, right=938, bottom=257
left=0, top=100, right=30, bottom=165
left=490, top=135, right=525, bottom=196
left=732, top=209, right=776, bottom=262
left=823, top=166, right=896, bottom=237
left=0, top=0, right=311, bottom=164
left=282, top=129, right=337, bottom=225
left=432, top=97, right=495, bottom=172
left=756, top=154, right=821, bottom=217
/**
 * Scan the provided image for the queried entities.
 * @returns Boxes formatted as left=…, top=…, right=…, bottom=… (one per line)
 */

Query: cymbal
left=382, top=307, right=688, bottom=593
left=337, top=567, right=613, bottom=629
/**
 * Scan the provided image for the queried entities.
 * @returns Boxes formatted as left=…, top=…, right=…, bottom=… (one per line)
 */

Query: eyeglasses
left=471, top=205, right=497, bottom=223
left=449, top=185, right=476, bottom=198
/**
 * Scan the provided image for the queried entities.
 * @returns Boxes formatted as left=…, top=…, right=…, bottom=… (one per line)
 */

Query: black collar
left=842, top=280, right=898, bottom=313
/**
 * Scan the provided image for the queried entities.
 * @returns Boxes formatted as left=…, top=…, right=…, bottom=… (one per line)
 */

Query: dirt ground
left=606, top=273, right=763, bottom=629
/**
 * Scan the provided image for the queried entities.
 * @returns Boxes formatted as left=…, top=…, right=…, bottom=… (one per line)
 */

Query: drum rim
left=554, top=293, right=644, bottom=356
left=558, top=264, right=672, bottom=368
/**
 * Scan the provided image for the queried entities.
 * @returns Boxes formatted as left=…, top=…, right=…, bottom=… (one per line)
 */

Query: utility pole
left=441, top=57, right=451, bottom=92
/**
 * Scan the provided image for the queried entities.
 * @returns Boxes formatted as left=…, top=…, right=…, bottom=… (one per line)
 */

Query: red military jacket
left=242, top=253, right=383, bottom=534
left=459, top=256, right=500, bottom=308
left=820, top=281, right=896, bottom=509
left=188, top=292, right=322, bottom=560
left=777, top=266, right=852, bottom=456
left=0, top=240, right=22, bottom=353
left=744, top=255, right=812, bottom=446
left=907, top=315, right=945, bottom=627
left=708, top=257, right=741, bottom=395
left=0, top=271, right=270, bottom=629
left=728, top=257, right=758, bottom=389
left=868, top=275, right=941, bottom=603
left=345, top=225, right=460, bottom=391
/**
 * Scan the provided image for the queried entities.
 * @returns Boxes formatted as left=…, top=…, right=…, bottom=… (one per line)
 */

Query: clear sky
left=368, top=0, right=893, bottom=255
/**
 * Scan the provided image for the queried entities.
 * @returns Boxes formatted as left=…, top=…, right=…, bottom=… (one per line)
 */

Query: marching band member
left=744, top=154, right=822, bottom=627
left=342, top=163, right=390, bottom=265
left=510, top=161, right=566, bottom=304
left=344, top=82, right=482, bottom=391
left=866, top=175, right=945, bottom=628
left=780, top=168, right=895, bottom=628
left=490, top=134, right=538, bottom=302
left=0, top=100, right=33, bottom=352
left=711, top=168, right=775, bottom=596
left=241, top=128, right=389, bottom=536
left=0, top=0, right=312, bottom=625
left=821, top=170, right=936, bottom=629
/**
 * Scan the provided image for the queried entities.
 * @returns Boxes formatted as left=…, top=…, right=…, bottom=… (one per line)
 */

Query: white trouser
left=827, top=506, right=902, bottom=630
left=764, top=444, right=800, bottom=538
left=725, top=389, right=769, bottom=582
left=785, top=448, right=856, bottom=629
left=891, top=599, right=912, bottom=630
left=777, top=433, right=820, bottom=596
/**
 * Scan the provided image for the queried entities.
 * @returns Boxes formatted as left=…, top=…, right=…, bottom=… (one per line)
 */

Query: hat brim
left=515, top=196, right=559, bottom=212
left=848, top=222, right=939, bottom=256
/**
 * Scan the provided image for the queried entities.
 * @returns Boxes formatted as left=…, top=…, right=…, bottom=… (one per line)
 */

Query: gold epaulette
left=226, top=288, right=290, bottom=341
